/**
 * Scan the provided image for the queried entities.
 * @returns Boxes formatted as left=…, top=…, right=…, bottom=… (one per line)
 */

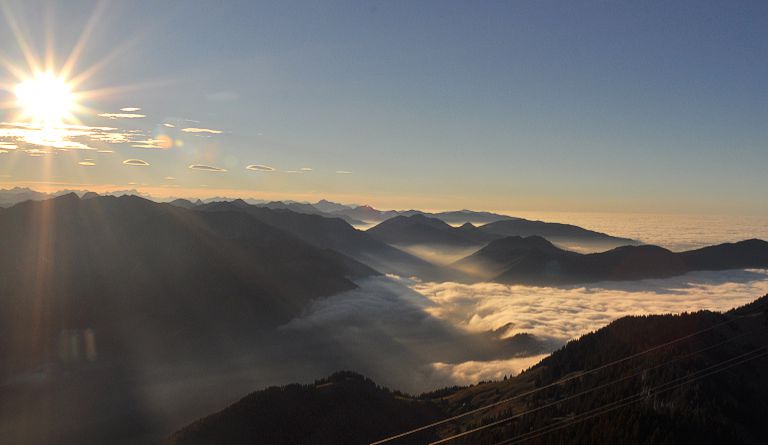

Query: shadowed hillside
left=479, top=218, right=638, bottom=251
left=367, top=214, right=497, bottom=247
left=167, top=372, right=443, bottom=445
left=168, top=294, right=768, bottom=445
left=196, top=201, right=458, bottom=281
left=0, top=194, right=375, bottom=445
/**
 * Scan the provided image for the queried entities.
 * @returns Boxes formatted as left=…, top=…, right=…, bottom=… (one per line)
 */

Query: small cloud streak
left=189, top=164, right=227, bottom=172
left=78, top=161, right=96, bottom=166
left=181, top=127, right=223, bottom=135
left=98, top=113, right=146, bottom=119
left=132, top=135, right=173, bottom=149
left=246, top=164, right=275, bottom=172
left=336, top=170, right=352, bottom=174
left=123, top=159, right=150, bottom=166
left=163, top=123, right=175, bottom=128
left=300, top=167, right=313, bottom=172
left=120, top=107, right=141, bottom=112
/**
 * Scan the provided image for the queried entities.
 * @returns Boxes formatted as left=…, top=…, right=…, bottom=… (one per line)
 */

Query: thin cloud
left=120, top=107, right=141, bottom=112
left=98, top=113, right=146, bottom=119
left=123, top=159, right=150, bottom=166
left=428, top=356, right=549, bottom=387
left=300, top=167, right=313, bottom=171
left=78, top=161, right=96, bottom=166
left=246, top=164, right=275, bottom=172
left=163, top=123, right=175, bottom=128
left=132, top=136, right=173, bottom=149
left=189, top=164, right=227, bottom=172
left=336, top=170, right=352, bottom=174
left=165, top=176, right=176, bottom=180
left=1, top=121, right=151, bottom=150
left=181, top=127, right=223, bottom=135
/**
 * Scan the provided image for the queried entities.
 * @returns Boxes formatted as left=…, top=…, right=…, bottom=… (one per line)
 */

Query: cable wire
left=428, top=326, right=764, bottom=444
left=370, top=312, right=756, bottom=445
left=486, top=346, right=768, bottom=445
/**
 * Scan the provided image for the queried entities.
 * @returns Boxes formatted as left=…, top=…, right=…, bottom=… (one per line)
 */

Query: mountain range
left=0, top=194, right=375, bottom=374
left=193, top=200, right=457, bottom=281
left=1, top=192, right=766, bottom=445
left=365, top=213, right=637, bottom=252
left=455, top=235, right=768, bottom=284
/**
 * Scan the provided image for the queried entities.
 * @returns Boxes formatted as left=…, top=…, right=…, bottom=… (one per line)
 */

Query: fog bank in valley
left=137, top=269, right=768, bottom=432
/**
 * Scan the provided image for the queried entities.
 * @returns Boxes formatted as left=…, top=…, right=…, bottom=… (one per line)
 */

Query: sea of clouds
left=283, top=269, right=768, bottom=389
left=137, top=269, right=768, bottom=431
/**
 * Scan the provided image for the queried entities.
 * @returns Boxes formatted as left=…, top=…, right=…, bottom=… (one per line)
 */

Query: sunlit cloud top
left=246, top=164, right=275, bottom=172
left=189, top=164, right=227, bottom=172
left=181, top=127, right=222, bottom=135
left=98, top=112, right=146, bottom=119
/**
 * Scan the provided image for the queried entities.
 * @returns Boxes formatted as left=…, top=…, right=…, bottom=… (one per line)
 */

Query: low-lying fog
left=139, top=269, right=768, bottom=432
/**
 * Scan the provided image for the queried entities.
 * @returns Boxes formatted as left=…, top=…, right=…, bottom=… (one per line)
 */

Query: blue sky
left=0, top=0, right=766, bottom=214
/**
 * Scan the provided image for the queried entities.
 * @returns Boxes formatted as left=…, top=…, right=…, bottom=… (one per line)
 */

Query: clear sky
left=0, top=0, right=766, bottom=214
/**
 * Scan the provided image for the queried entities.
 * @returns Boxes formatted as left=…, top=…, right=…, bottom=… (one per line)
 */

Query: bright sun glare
left=14, top=72, right=75, bottom=127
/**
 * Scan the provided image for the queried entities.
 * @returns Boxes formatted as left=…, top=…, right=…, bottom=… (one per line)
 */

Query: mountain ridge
left=456, top=235, right=768, bottom=284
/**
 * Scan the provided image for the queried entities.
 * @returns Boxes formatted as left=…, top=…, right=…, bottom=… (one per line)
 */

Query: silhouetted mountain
left=0, top=194, right=379, bottom=445
left=0, top=187, right=51, bottom=207
left=169, top=198, right=199, bottom=209
left=480, top=218, right=638, bottom=250
left=259, top=201, right=364, bottom=225
left=262, top=200, right=322, bottom=214
left=456, top=236, right=768, bottom=284
left=168, top=295, right=768, bottom=445
left=330, top=205, right=513, bottom=225
left=431, top=210, right=514, bottom=224
left=357, top=212, right=637, bottom=254
left=313, top=199, right=355, bottom=214
left=331, top=205, right=401, bottom=223
left=368, top=214, right=498, bottom=247
left=167, top=372, right=443, bottom=445
left=196, top=201, right=458, bottom=281
left=681, top=238, right=768, bottom=270
left=0, top=194, right=375, bottom=374
left=80, top=191, right=100, bottom=200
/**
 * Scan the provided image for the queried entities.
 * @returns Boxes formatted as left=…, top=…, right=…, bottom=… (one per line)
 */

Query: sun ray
left=43, top=4, right=55, bottom=73
left=67, top=33, right=144, bottom=90
left=0, top=2, right=41, bottom=74
left=60, top=0, right=109, bottom=81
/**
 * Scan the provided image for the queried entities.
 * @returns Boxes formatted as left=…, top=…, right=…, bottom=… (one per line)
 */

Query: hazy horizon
left=2, top=0, right=767, bottom=216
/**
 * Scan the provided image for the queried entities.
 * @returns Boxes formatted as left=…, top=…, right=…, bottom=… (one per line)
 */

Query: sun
left=14, top=72, right=76, bottom=128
